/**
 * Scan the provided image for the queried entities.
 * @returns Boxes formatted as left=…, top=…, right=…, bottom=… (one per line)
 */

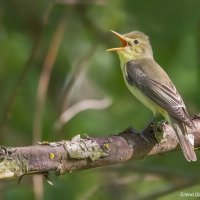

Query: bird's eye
left=133, top=39, right=139, bottom=45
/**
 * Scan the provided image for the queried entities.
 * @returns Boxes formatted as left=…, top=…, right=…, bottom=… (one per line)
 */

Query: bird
left=107, top=30, right=197, bottom=162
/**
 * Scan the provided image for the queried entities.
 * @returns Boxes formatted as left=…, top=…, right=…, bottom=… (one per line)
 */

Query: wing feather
left=126, top=60, right=194, bottom=127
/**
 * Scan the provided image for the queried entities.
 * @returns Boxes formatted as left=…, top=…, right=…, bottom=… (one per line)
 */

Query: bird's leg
left=143, top=114, right=159, bottom=130
left=129, top=114, right=159, bottom=146
left=139, top=115, right=159, bottom=145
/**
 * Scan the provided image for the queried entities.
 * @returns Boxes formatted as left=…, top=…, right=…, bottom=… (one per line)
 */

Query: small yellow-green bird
left=107, top=30, right=196, bottom=161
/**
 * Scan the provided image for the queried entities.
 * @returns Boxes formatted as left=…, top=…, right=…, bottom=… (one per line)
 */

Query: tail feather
left=178, top=134, right=196, bottom=162
left=170, top=118, right=197, bottom=162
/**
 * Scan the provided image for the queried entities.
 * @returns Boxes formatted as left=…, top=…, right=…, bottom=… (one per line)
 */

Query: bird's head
left=107, top=30, right=153, bottom=62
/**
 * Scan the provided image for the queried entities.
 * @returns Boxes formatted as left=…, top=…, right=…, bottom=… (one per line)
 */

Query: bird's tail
left=170, top=117, right=197, bottom=162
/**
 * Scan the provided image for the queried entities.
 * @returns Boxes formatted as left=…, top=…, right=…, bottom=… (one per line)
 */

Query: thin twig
left=32, top=11, right=67, bottom=143
left=32, top=3, right=56, bottom=200
left=0, top=32, right=41, bottom=132
left=0, top=1, right=55, bottom=135
left=56, top=0, right=106, bottom=5
left=58, top=44, right=97, bottom=114
left=55, top=97, right=112, bottom=131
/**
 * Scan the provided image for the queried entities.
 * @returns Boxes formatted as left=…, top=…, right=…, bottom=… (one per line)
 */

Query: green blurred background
left=0, top=0, right=200, bottom=199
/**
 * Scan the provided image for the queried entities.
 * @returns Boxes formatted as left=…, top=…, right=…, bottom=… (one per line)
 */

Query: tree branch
left=0, top=118, right=200, bottom=180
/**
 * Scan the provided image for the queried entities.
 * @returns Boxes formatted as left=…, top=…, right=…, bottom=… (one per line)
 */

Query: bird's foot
left=128, top=127, right=150, bottom=146
left=137, top=132, right=150, bottom=146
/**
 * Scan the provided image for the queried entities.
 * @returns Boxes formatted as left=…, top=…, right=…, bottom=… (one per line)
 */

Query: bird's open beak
left=107, top=30, right=128, bottom=51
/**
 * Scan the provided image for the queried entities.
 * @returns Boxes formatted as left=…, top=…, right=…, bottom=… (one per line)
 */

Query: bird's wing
left=125, top=60, right=193, bottom=127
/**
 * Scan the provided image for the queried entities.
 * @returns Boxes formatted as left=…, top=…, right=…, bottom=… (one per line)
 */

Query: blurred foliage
left=0, top=0, right=200, bottom=200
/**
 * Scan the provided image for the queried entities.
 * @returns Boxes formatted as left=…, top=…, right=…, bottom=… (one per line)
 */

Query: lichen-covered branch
left=0, top=118, right=200, bottom=180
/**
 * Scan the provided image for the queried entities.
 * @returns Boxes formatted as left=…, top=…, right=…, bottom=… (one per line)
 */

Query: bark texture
left=0, top=118, right=200, bottom=180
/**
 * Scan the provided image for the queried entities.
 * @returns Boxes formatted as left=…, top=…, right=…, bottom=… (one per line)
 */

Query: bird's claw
left=128, top=128, right=150, bottom=146
left=138, top=132, right=150, bottom=146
